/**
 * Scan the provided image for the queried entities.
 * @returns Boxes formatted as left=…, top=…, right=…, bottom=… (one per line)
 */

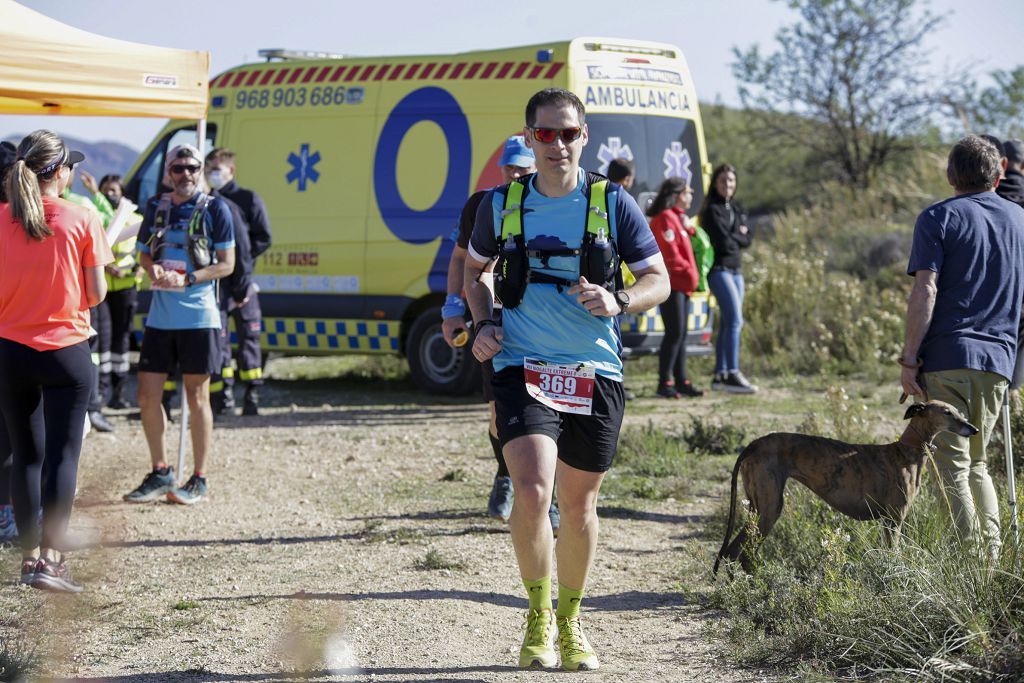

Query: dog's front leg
left=880, top=516, right=903, bottom=549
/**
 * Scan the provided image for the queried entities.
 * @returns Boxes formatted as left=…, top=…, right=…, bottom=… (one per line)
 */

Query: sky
left=3, top=0, right=1016, bottom=151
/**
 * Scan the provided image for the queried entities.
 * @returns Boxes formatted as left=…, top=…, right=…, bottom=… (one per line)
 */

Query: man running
left=465, top=88, right=669, bottom=670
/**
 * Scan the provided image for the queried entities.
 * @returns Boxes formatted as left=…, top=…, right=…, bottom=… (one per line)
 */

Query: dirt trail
left=3, top=373, right=778, bottom=682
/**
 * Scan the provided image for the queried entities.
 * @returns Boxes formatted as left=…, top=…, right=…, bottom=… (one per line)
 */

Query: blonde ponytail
left=6, top=159, right=50, bottom=240
left=7, top=130, right=67, bottom=242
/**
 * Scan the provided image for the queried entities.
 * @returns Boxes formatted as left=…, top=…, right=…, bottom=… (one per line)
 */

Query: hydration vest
left=148, top=193, right=215, bottom=269
left=494, top=172, right=621, bottom=310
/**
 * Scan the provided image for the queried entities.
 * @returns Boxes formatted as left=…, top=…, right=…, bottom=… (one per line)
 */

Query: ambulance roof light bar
left=259, top=49, right=347, bottom=62
left=582, top=43, right=676, bottom=59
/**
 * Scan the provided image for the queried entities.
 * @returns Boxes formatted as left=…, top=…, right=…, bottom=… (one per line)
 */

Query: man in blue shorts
left=124, top=144, right=235, bottom=505
left=465, top=88, right=669, bottom=671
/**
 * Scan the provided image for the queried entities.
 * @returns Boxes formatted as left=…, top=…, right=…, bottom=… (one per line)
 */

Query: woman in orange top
left=647, top=177, right=703, bottom=399
left=0, top=130, right=113, bottom=592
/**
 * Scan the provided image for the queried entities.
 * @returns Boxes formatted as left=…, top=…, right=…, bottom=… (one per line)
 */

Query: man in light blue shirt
left=124, top=144, right=235, bottom=506
left=466, top=88, right=668, bottom=671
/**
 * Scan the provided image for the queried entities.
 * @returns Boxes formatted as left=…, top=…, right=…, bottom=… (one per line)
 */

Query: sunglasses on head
left=170, top=164, right=201, bottom=175
left=530, top=127, right=582, bottom=144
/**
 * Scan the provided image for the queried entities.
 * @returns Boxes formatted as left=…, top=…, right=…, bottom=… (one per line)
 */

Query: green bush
left=0, top=626, right=38, bottom=683
left=708, top=484, right=1024, bottom=681
left=605, top=422, right=734, bottom=501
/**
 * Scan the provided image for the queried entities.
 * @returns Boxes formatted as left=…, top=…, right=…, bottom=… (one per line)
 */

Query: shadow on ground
left=196, top=588, right=688, bottom=612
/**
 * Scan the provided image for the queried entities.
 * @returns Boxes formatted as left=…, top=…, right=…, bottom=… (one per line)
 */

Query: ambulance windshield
left=581, top=114, right=703, bottom=218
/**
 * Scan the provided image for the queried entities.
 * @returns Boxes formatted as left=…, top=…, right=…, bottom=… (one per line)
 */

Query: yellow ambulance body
left=125, top=37, right=713, bottom=394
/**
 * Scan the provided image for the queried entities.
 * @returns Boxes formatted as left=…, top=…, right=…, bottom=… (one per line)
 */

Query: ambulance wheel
left=407, top=307, right=480, bottom=395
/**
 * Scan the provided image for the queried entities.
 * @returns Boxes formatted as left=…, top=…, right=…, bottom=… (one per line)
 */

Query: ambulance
left=124, top=37, right=714, bottom=395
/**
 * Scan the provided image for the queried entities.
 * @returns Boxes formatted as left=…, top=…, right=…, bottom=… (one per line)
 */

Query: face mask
left=207, top=169, right=227, bottom=190
left=104, top=193, right=121, bottom=208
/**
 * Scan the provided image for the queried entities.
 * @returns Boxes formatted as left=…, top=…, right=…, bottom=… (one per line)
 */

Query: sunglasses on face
left=530, top=127, right=583, bottom=144
left=169, top=164, right=201, bottom=175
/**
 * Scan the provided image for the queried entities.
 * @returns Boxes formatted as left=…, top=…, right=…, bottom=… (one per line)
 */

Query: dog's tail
left=713, top=442, right=753, bottom=575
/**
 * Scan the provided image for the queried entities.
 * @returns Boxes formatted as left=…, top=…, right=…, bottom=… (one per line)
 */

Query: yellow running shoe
left=557, top=615, right=600, bottom=671
left=518, top=608, right=557, bottom=669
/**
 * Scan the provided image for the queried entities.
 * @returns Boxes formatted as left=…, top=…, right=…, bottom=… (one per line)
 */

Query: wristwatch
left=186, top=272, right=198, bottom=287
left=613, top=289, right=630, bottom=314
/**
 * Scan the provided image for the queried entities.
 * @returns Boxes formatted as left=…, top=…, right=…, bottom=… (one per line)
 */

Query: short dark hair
left=525, top=88, right=585, bottom=128
left=980, top=134, right=1006, bottom=158
left=606, top=158, right=634, bottom=184
left=947, top=135, right=1002, bottom=192
left=99, top=174, right=122, bottom=189
left=206, top=147, right=236, bottom=165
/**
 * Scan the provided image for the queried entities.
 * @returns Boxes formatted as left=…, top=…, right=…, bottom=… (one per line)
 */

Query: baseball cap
left=498, top=135, right=535, bottom=168
left=1004, top=139, right=1024, bottom=164
left=166, top=144, right=203, bottom=169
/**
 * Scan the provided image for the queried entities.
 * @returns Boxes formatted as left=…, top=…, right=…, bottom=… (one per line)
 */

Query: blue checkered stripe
left=619, top=292, right=712, bottom=334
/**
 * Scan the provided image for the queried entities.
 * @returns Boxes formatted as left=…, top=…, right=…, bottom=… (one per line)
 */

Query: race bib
left=152, top=259, right=187, bottom=292
left=524, top=358, right=596, bottom=415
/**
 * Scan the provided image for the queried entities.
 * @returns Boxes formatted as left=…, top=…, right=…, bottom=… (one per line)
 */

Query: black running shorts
left=138, top=327, right=221, bottom=376
left=491, top=365, right=625, bottom=473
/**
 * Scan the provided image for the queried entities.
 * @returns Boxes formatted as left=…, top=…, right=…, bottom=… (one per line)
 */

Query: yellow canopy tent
left=0, top=0, right=208, bottom=119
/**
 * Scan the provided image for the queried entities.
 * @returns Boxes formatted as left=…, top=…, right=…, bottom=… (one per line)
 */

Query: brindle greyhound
left=714, top=401, right=978, bottom=573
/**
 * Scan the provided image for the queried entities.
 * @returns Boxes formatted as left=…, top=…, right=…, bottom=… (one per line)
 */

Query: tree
left=954, top=68, right=1024, bottom=140
left=733, top=0, right=945, bottom=189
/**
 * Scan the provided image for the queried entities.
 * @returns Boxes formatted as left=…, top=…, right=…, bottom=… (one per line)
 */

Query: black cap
left=1005, top=139, right=1024, bottom=164
left=0, top=141, right=15, bottom=172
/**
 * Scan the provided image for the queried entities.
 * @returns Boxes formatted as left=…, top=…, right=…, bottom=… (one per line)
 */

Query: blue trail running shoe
left=123, top=467, right=176, bottom=503
left=0, top=504, right=18, bottom=544
left=167, top=474, right=208, bottom=505
left=488, top=475, right=513, bottom=520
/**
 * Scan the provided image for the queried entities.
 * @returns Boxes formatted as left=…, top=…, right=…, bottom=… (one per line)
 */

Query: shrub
left=708, top=483, right=1024, bottom=681
left=685, top=415, right=748, bottom=456
left=0, top=626, right=38, bottom=683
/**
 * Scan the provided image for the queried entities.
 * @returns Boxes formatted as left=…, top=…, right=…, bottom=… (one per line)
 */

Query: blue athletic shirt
left=907, top=191, right=1024, bottom=380
left=137, top=192, right=235, bottom=330
left=468, top=169, right=662, bottom=381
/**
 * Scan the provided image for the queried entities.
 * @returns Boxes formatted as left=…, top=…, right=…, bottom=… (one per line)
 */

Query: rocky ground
left=0, top=360, right=787, bottom=683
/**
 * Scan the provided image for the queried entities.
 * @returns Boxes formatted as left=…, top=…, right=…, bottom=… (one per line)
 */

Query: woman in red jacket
left=647, top=178, right=703, bottom=398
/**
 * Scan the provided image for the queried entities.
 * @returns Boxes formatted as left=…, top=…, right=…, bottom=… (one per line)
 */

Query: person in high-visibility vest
left=93, top=175, right=142, bottom=409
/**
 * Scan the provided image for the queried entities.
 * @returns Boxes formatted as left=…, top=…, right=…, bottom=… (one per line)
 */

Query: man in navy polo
left=901, top=134, right=1024, bottom=558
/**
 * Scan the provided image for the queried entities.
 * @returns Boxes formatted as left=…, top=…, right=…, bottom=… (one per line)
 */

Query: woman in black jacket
left=699, top=164, right=757, bottom=394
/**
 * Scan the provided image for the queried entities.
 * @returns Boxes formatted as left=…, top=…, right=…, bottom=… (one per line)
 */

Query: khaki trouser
left=923, top=369, right=1007, bottom=554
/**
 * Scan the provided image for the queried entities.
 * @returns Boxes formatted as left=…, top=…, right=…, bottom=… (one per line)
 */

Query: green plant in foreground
left=173, top=600, right=201, bottom=611
left=0, top=627, right=39, bottom=683
left=414, top=549, right=466, bottom=572
left=707, top=484, right=1024, bottom=682
left=439, top=468, right=468, bottom=483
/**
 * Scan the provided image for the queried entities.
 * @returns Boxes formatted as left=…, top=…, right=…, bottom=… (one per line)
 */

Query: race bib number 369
left=524, top=358, right=596, bottom=415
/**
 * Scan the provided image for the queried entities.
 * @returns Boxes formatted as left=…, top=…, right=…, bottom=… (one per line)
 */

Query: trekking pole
left=1003, top=395, right=1020, bottom=548
left=177, top=378, right=190, bottom=485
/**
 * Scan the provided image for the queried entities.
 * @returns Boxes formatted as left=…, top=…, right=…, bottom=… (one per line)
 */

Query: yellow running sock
left=524, top=576, right=552, bottom=611
left=556, top=584, right=584, bottom=619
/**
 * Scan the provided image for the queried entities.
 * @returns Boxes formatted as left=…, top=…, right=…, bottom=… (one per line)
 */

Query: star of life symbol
left=286, top=143, right=321, bottom=192
left=663, top=142, right=692, bottom=184
left=596, top=137, right=634, bottom=175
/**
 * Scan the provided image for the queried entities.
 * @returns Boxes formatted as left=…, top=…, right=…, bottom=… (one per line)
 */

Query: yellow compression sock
left=556, top=584, right=584, bottom=619
left=524, top=576, right=552, bottom=611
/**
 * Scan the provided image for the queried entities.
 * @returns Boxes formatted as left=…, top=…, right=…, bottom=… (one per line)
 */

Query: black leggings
left=0, top=419, right=11, bottom=505
left=658, top=291, right=690, bottom=385
left=0, top=338, right=92, bottom=552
